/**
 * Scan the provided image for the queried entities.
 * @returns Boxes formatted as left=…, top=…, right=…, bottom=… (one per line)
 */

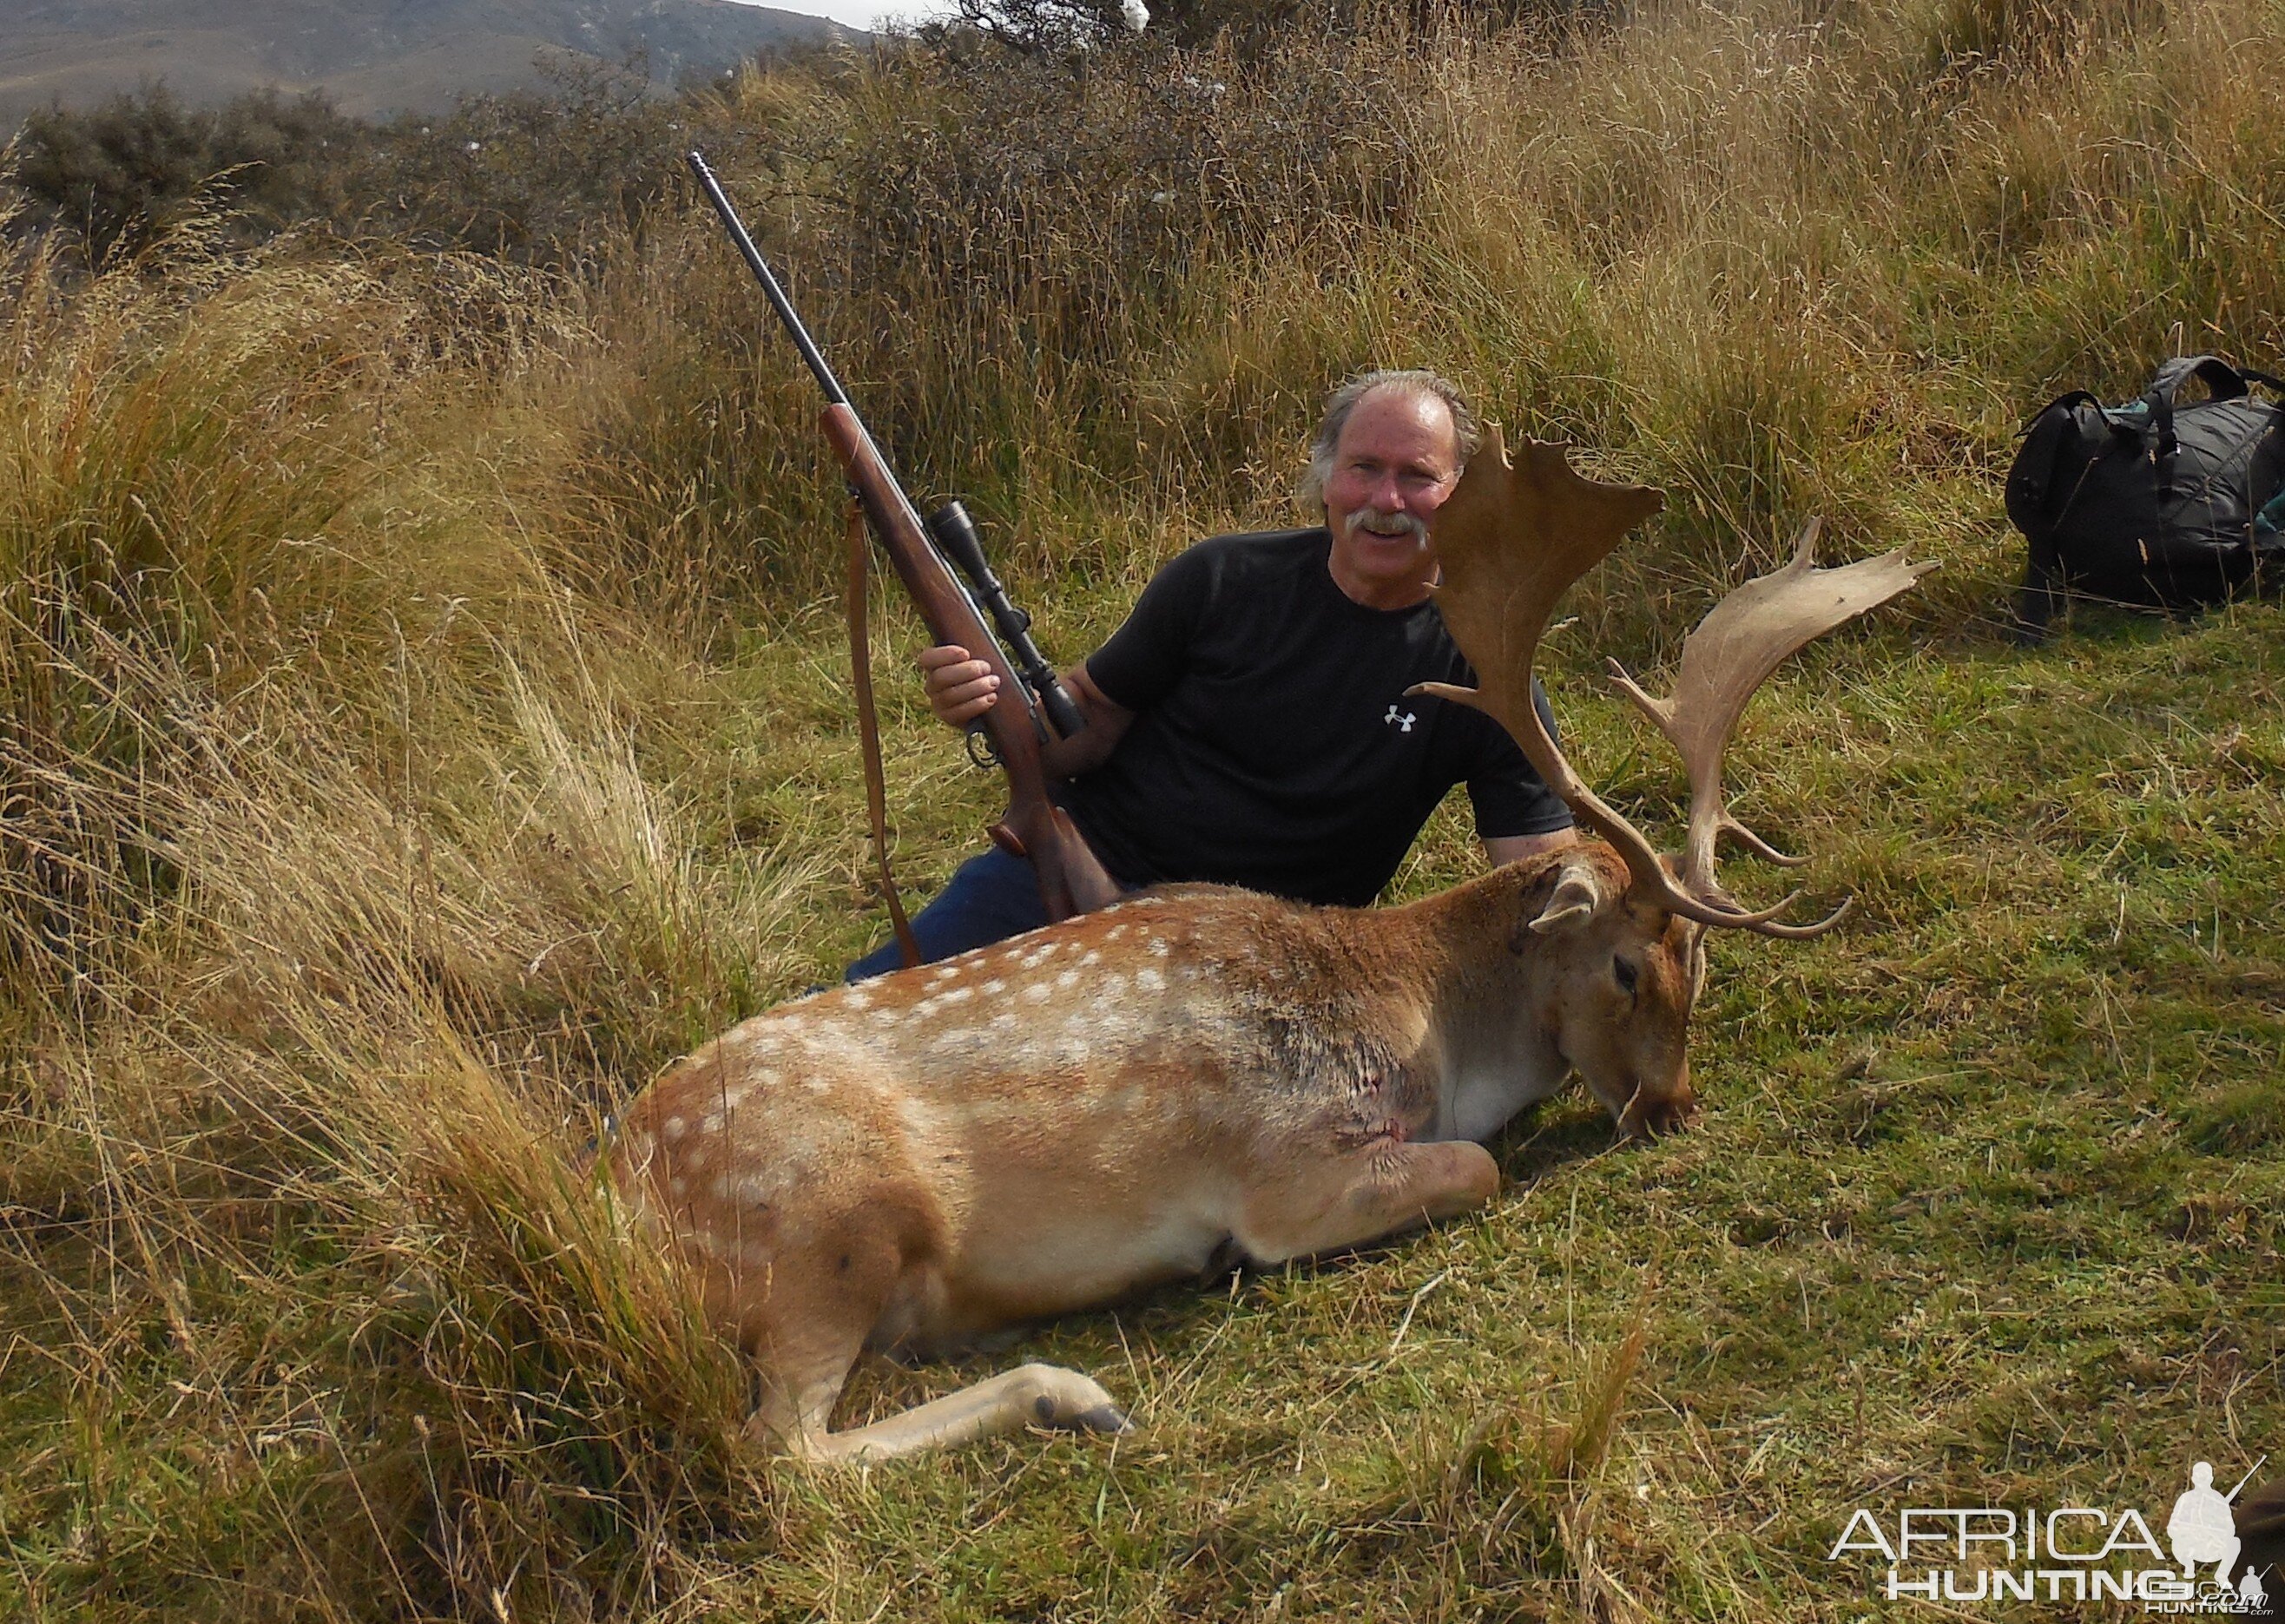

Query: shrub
left=12, top=84, right=362, bottom=260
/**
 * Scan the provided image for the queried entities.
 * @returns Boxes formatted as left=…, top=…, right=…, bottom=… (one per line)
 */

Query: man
left=846, top=369, right=1575, bottom=981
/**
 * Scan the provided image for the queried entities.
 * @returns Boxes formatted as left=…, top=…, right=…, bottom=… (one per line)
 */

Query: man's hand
left=919, top=644, right=1001, bottom=726
left=914, top=647, right=1136, bottom=777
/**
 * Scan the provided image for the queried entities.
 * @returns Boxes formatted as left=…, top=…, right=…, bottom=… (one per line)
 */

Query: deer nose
left=1619, top=1077, right=1698, bottom=1139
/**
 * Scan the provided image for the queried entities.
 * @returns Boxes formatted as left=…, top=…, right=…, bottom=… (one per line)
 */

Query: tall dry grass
left=1, top=213, right=828, bottom=1614
left=593, top=0, right=2284, bottom=630
left=4, top=0, right=2283, bottom=1614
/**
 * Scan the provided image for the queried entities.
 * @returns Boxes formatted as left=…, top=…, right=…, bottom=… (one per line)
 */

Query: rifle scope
left=926, top=502, right=1087, bottom=741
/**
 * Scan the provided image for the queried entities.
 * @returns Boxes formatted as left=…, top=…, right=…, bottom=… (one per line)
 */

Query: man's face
left=1322, top=388, right=1463, bottom=602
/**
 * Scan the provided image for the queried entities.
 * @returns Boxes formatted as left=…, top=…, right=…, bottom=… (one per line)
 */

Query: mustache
left=1339, top=505, right=1430, bottom=547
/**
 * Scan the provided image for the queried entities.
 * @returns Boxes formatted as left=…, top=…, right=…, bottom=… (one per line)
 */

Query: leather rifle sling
left=846, top=498, right=921, bottom=969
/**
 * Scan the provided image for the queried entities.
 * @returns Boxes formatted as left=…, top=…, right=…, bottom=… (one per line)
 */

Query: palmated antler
left=1412, top=429, right=1930, bottom=937
left=1606, top=519, right=1937, bottom=919
left=1409, top=429, right=1792, bottom=932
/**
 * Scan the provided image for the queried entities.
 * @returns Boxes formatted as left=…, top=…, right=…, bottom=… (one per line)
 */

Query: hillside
left=0, top=0, right=850, bottom=127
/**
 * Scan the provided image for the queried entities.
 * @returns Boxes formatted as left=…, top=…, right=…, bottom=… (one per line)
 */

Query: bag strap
left=2146, top=354, right=2249, bottom=407
left=2141, top=356, right=2251, bottom=484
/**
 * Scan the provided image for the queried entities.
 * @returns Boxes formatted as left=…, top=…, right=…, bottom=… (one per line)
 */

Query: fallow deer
left=606, top=431, right=1932, bottom=1462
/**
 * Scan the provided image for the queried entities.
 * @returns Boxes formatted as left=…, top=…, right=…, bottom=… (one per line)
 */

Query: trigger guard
left=965, top=724, right=1001, bottom=769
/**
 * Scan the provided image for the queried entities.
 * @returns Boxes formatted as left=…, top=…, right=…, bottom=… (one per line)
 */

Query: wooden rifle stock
left=818, top=406, right=1120, bottom=923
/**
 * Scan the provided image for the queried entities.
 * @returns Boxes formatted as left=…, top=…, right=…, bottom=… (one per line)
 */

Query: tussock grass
left=3, top=0, right=2282, bottom=1615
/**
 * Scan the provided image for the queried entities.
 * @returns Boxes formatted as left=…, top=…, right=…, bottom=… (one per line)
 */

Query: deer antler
left=1413, top=431, right=1932, bottom=937
left=1408, top=429, right=1798, bottom=932
left=1606, top=519, right=1936, bottom=924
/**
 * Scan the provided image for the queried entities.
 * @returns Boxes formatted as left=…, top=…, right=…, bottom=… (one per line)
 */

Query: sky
left=732, top=0, right=962, bottom=31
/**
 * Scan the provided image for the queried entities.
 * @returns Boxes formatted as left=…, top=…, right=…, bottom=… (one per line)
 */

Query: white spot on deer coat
left=898, top=1096, right=939, bottom=1143
left=931, top=1029, right=982, bottom=1062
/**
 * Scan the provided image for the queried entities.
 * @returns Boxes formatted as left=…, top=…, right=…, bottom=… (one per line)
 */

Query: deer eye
left=1612, top=957, right=1639, bottom=996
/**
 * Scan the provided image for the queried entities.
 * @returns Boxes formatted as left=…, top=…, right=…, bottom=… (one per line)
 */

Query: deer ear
left=1525, top=858, right=1609, bottom=939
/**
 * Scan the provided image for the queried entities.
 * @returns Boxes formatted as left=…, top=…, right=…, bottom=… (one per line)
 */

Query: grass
left=2, top=0, right=2282, bottom=1614
left=650, top=608, right=2283, bottom=1621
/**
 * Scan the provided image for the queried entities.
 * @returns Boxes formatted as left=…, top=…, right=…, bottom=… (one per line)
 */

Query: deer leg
left=1234, top=1139, right=1500, bottom=1266
left=741, top=1259, right=1127, bottom=1465
left=728, top=1215, right=930, bottom=1455
left=787, top=1361, right=1129, bottom=1464
left=741, top=1306, right=871, bottom=1455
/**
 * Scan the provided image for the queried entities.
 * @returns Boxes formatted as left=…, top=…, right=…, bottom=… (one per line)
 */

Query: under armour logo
left=1383, top=705, right=1417, bottom=733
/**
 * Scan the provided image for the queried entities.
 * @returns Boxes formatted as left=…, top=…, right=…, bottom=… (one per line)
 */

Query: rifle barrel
left=686, top=150, right=847, bottom=407
left=688, top=171, right=1123, bottom=921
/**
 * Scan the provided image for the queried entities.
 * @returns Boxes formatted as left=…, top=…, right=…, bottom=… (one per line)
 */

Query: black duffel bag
left=2006, top=354, right=2285, bottom=634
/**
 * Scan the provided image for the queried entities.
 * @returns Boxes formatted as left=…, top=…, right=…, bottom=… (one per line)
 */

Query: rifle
left=687, top=150, right=1120, bottom=932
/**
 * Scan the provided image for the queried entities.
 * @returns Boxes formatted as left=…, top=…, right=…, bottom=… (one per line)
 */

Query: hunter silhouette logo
left=2169, top=1462, right=2276, bottom=1613
left=2170, top=1463, right=2249, bottom=1587
left=1383, top=704, right=1418, bottom=732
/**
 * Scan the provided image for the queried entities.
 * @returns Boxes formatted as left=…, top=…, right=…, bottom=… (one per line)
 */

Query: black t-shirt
left=1060, top=527, right=1572, bottom=906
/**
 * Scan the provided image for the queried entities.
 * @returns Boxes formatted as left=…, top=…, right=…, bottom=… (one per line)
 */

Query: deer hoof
left=1028, top=1394, right=1128, bottom=1434
left=1017, top=1366, right=1130, bottom=1435
left=1074, top=1403, right=1132, bottom=1435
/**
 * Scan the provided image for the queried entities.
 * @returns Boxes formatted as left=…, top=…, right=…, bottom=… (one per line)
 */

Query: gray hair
left=1302, top=369, right=1481, bottom=507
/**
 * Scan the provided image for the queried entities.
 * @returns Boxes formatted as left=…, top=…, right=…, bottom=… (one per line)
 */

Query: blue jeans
left=845, top=844, right=1136, bottom=982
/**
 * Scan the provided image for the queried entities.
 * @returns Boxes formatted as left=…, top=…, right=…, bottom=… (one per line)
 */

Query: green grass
left=3, top=0, right=2282, bottom=1614
left=721, top=608, right=2284, bottom=1621
left=5, top=600, right=2275, bottom=1621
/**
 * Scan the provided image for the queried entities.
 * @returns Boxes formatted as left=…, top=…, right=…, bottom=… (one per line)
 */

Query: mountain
left=0, top=0, right=853, bottom=128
